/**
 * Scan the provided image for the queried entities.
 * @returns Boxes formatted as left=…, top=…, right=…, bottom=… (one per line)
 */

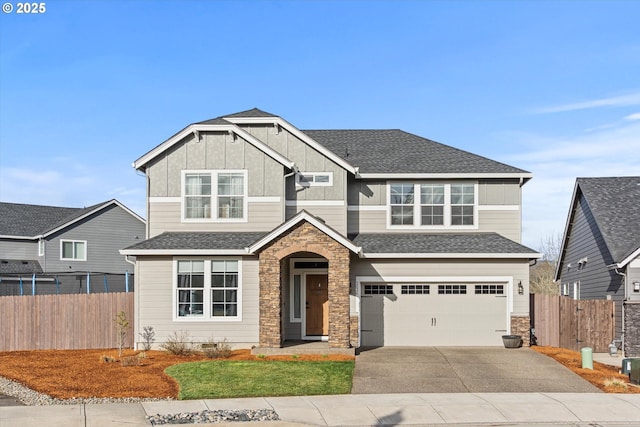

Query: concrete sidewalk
left=1, top=393, right=639, bottom=426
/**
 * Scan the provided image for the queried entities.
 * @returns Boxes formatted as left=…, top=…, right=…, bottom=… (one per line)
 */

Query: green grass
left=165, top=360, right=355, bottom=399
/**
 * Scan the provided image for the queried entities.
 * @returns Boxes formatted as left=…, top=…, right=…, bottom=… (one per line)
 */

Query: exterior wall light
left=518, top=281, right=524, bottom=295
left=633, top=282, right=640, bottom=293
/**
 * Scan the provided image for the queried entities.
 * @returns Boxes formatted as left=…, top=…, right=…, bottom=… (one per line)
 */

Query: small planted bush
left=139, top=326, right=155, bottom=351
left=120, top=355, right=142, bottom=367
left=161, top=330, right=195, bottom=356
left=201, top=338, right=232, bottom=359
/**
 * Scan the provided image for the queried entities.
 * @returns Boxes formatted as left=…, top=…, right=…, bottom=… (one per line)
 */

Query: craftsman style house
left=555, top=177, right=640, bottom=357
left=122, top=108, right=540, bottom=351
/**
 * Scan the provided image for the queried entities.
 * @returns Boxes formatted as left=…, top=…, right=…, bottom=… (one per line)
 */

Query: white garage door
left=360, top=282, right=508, bottom=346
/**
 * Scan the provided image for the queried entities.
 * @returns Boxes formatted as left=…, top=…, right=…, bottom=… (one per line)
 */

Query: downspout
left=283, top=164, right=298, bottom=222
left=613, top=267, right=627, bottom=354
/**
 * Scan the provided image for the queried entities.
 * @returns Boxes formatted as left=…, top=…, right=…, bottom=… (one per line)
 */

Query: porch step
left=251, top=341, right=355, bottom=356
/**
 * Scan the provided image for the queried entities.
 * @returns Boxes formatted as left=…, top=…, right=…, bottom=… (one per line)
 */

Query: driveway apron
left=351, top=347, right=600, bottom=394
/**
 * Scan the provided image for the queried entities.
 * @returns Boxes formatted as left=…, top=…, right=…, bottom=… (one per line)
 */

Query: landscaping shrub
left=139, top=326, right=155, bottom=351
left=120, top=355, right=141, bottom=367
left=161, top=330, right=195, bottom=356
left=201, top=338, right=232, bottom=359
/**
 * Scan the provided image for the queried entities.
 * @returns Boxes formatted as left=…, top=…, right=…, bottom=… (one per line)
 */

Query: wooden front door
left=306, top=274, right=329, bottom=336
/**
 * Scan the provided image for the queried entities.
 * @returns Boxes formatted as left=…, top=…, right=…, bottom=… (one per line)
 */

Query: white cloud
left=0, top=162, right=146, bottom=217
left=624, top=112, right=640, bottom=121
left=501, top=120, right=640, bottom=250
left=532, top=92, right=640, bottom=114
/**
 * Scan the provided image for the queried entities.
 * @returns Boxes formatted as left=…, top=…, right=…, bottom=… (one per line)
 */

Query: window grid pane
left=177, top=260, right=205, bottom=317
left=401, top=284, right=430, bottom=294
left=364, top=284, right=393, bottom=295
left=474, top=284, right=504, bottom=295
left=438, top=284, right=467, bottom=294
left=185, top=173, right=212, bottom=219
left=217, top=173, right=244, bottom=219
left=211, top=260, right=239, bottom=317
left=451, top=184, right=474, bottom=225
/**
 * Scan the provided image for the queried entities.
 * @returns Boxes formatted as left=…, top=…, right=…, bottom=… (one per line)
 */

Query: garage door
left=360, top=282, right=508, bottom=346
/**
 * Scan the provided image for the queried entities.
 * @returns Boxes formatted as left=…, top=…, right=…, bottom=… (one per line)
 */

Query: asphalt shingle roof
left=577, top=176, right=640, bottom=262
left=0, top=259, right=43, bottom=275
left=303, top=129, right=529, bottom=175
left=352, top=232, right=538, bottom=255
left=124, top=232, right=267, bottom=251
left=0, top=202, right=105, bottom=238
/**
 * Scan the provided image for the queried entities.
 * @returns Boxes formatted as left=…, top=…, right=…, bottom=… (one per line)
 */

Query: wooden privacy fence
left=0, top=292, right=134, bottom=352
left=531, top=294, right=614, bottom=352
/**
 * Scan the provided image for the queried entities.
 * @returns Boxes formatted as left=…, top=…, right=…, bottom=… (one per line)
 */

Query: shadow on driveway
left=352, top=347, right=600, bottom=394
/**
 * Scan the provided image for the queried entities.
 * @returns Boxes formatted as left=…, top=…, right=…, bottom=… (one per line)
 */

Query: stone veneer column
left=257, top=221, right=351, bottom=349
left=624, top=302, right=640, bottom=357
left=511, top=315, right=531, bottom=347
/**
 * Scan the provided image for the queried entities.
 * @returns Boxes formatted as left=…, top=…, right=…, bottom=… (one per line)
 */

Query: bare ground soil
left=0, top=346, right=637, bottom=398
left=0, top=349, right=354, bottom=399
left=531, top=346, right=640, bottom=394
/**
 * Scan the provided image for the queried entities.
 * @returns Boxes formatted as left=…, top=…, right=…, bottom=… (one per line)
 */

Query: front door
left=306, top=274, right=328, bottom=336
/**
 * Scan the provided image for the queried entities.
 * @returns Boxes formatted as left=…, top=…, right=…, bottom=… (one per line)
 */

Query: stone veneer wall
left=624, top=302, right=640, bottom=357
left=350, top=315, right=359, bottom=347
left=258, top=221, right=351, bottom=348
left=511, top=315, right=530, bottom=347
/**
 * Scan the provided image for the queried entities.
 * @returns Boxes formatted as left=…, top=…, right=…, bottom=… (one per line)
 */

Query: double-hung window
left=183, top=170, right=247, bottom=221
left=175, top=259, right=242, bottom=320
left=451, top=184, right=475, bottom=225
left=60, top=240, right=86, bottom=261
left=388, top=182, right=476, bottom=228
left=390, top=184, right=414, bottom=225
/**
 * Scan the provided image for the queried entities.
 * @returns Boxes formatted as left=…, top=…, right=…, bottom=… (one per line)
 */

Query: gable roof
left=571, top=177, right=640, bottom=267
left=134, top=109, right=530, bottom=180
left=0, top=200, right=144, bottom=240
left=353, top=232, right=540, bottom=258
left=303, top=129, right=531, bottom=177
left=247, top=210, right=361, bottom=254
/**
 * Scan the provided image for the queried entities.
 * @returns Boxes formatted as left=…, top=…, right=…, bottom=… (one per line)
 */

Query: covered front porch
left=247, top=212, right=361, bottom=352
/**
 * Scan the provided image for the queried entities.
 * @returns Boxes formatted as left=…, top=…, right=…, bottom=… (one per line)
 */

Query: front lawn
left=165, top=360, right=355, bottom=399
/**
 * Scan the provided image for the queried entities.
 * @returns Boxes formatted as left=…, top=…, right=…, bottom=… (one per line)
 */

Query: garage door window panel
left=438, top=284, right=467, bottom=294
left=364, top=284, right=394, bottom=295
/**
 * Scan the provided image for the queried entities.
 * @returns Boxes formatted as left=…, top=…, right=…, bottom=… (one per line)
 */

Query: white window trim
left=172, top=257, right=243, bottom=322
left=386, top=182, right=479, bottom=229
left=38, top=239, right=45, bottom=256
left=181, top=170, right=248, bottom=223
left=295, top=172, right=334, bottom=187
left=60, top=239, right=87, bottom=261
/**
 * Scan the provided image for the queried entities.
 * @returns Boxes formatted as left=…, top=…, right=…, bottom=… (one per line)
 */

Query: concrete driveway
left=352, top=347, right=601, bottom=394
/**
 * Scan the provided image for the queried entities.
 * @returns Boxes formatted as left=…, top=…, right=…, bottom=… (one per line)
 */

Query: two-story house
left=121, top=108, right=540, bottom=351
left=555, top=177, right=640, bottom=357
left=0, top=200, right=145, bottom=295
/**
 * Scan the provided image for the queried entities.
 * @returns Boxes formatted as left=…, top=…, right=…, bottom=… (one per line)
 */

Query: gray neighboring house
left=0, top=200, right=146, bottom=295
left=555, top=177, right=640, bottom=357
left=122, top=108, right=541, bottom=351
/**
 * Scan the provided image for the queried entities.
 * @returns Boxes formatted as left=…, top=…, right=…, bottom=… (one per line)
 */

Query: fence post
left=125, top=271, right=129, bottom=293
left=55, top=276, right=60, bottom=294
left=32, top=273, right=36, bottom=295
left=19, top=276, right=23, bottom=296
left=103, top=274, right=108, bottom=292
left=87, top=273, right=91, bottom=294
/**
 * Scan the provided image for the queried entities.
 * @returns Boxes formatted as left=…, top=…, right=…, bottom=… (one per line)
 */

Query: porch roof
left=352, top=232, right=541, bottom=259
left=0, top=259, right=44, bottom=275
left=120, top=231, right=266, bottom=255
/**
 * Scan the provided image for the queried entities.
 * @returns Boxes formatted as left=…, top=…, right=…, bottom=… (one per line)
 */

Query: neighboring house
left=0, top=200, right=145, bottom=295
left=121, top=108, right=540, bottom=351
left=555, top=177, right=640, bottom=357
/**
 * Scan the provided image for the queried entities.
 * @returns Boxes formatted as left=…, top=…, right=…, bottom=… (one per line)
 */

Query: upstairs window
left=388, top=182, right=477, bottom=228
left=60, top=240, right=86, bottom=261
left=183, top=170, right=247, bottom=221
left=390, top=184, right=414, bottom=225
left=451, top=184, right=475, bottom=225
left=296, top=172, right=333, bottom=187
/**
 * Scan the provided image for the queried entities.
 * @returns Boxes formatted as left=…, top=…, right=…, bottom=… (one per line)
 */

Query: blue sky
left=1, top=0, right=638, bottom=250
